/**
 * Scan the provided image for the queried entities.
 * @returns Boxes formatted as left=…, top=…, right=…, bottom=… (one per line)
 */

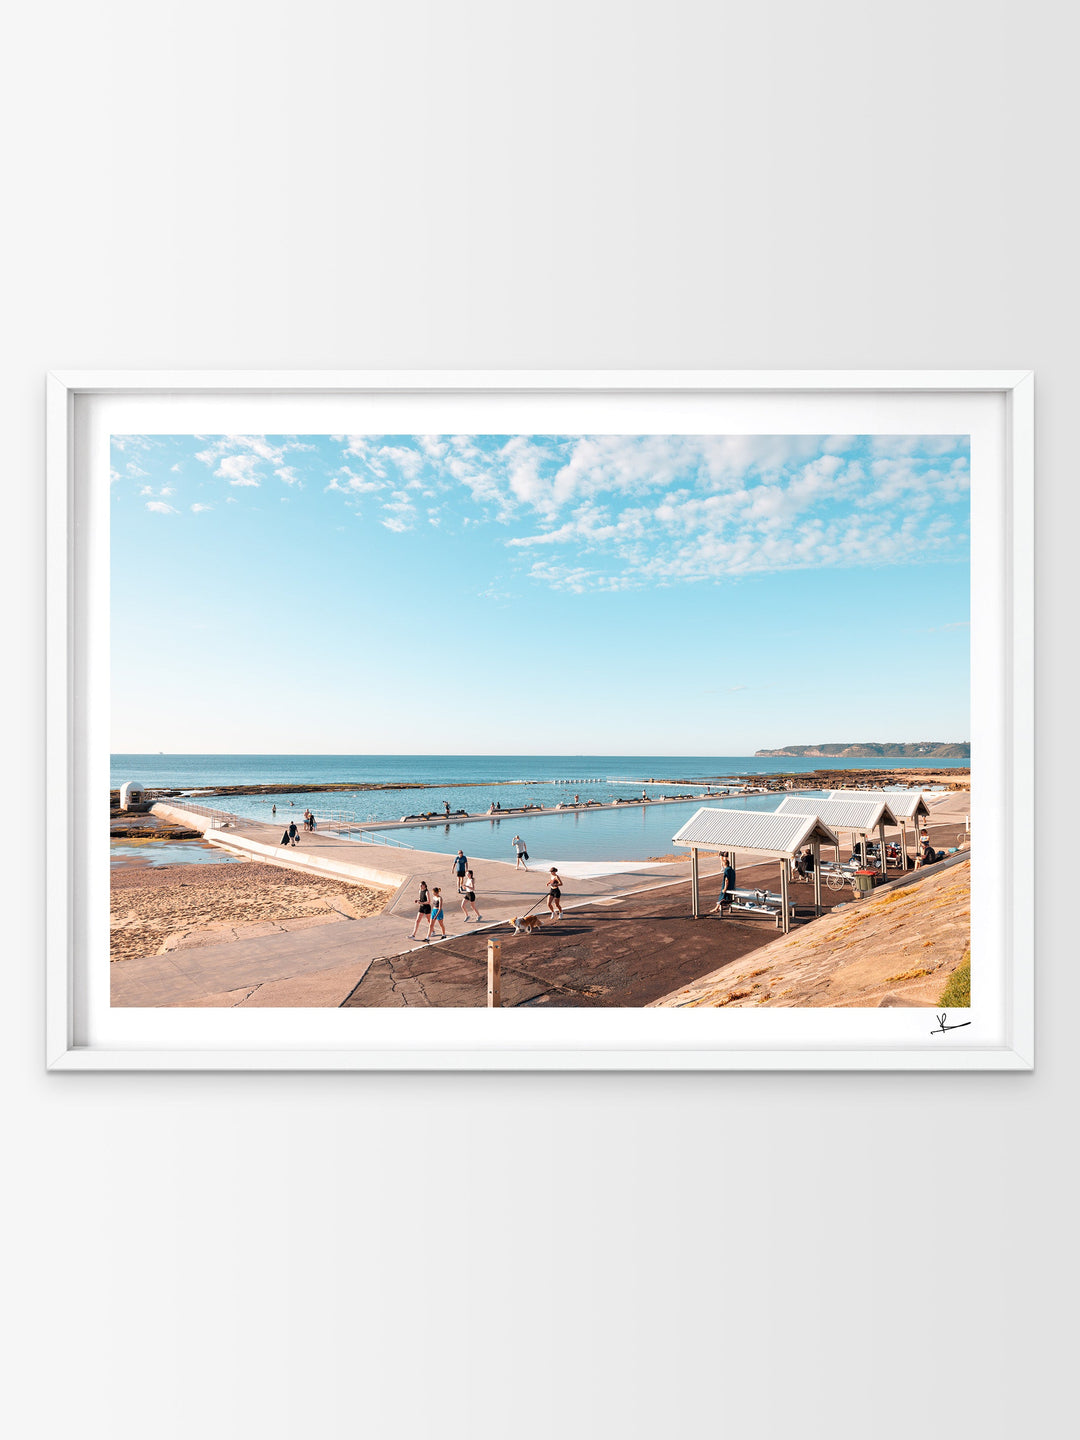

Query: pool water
left=372, top=792, right=830, bottom=864
left=175, top=778, right=750, bottom=829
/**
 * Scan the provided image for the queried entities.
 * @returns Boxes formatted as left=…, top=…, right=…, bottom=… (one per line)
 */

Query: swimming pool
left=376, top=792, right=830, bottom=864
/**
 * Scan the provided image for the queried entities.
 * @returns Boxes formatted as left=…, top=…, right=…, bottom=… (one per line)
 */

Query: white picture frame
left=46, top=369, right=1033, bottom=1071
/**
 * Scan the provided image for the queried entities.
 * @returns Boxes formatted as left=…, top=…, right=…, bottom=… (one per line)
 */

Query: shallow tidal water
left=110, top=840, right=242, bottom=869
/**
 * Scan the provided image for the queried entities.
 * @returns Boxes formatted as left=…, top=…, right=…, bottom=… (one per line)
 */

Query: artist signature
left=931, top=1012, right=972, bottom=1036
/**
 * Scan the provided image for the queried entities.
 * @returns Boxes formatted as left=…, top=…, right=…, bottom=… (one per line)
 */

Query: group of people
left=408, top=851, right=483, bottom=942
left=278, top=808, right=317, bottom=847
left=792, top=847, right=816, bottom=880
left=407, top=848, right=565, bottom=942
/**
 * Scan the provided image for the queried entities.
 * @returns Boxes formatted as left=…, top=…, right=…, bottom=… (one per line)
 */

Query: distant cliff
left=754, top=741, right=970, bottom=759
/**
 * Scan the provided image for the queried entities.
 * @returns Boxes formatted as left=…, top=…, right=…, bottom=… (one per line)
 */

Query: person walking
left=272, top=804, right=276, bottom=815
left=460, top=870, right=481, bottom=922
left=310, top=811, right=317, bottom=831
left=427, top=887, right=447, bottom=940
left=546, top=867, right=563, bottom=921
left=409, top=881, right=432, bottom=940
left=288, top=820, right=300, bottom=846
left=513, top=834, right=528, bottom=869
left=451, top=849, right=469, bottom=892
left=303, top=808, right=313, bottom=831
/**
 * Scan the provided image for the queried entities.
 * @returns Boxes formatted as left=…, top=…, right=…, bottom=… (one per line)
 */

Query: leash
left=517, top=875, right=561, bottom=921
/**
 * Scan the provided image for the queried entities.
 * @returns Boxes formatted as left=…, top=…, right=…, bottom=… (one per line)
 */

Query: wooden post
left=878, top=820, right=887, bottom=874
left=780, top=860, right=790, bottom=934
left=691, top=847, right=699, bottom=919
left=813, top=838, right=822, bottom=916
left=487, top=939, right=501, bottom=1008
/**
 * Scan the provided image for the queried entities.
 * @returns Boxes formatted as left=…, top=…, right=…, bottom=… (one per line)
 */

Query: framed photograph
left=46, top=370, right=1033, bottom=1070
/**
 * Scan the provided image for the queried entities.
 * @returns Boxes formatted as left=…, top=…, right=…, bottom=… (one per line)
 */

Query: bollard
left=487, top=939, right=501, bottom=1008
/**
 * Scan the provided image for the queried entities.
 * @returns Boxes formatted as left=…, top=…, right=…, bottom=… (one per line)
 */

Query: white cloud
left=218, top=454, right=262, bottom=486
left=145, top=501, right=178, bottom=515
left=190, top=503, right=213, bottom=513
left=193, top=435, right=312, bottom=490
left=112, top=436, right=159, bottom=455
left=206, top=430, right=970, bottom=594
left=327, top=468, right=386, bottom=495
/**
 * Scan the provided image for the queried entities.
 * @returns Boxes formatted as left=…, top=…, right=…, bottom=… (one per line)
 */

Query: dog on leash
left=511, top=914, right=544, bottom=934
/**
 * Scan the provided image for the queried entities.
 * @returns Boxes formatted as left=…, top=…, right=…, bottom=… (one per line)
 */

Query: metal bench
left=718, top=887, right=798, bottom=927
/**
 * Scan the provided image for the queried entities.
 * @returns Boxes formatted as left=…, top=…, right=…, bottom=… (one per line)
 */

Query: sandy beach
left=110, top=858, right=392, bottom=963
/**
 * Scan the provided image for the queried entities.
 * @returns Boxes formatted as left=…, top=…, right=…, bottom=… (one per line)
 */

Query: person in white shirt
left=513, top=835, right=527, bottom=869
left=460, top=871, right=481, bottom=922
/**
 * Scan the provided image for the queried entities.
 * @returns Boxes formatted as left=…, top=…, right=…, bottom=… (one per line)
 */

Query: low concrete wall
left=150, top=803, right=407, bottom=890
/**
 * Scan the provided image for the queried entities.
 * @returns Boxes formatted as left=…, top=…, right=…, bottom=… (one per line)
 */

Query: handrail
left=318, top=808, right=416, bottom=849
left=149, top=795, right=255, bottom=830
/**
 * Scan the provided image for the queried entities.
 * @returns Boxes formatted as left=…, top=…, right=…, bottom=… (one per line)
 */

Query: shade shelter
left=828, top=789, right=931, bottom=867
left=671, top=807, right=841, bottom=933
left=777, top=795, right=902, bottom=874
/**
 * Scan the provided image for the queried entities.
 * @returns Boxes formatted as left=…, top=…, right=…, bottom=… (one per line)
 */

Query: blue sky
left=111, top=433, right=970, bottom=753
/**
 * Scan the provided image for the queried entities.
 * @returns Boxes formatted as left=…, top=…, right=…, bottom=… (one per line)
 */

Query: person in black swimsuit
left=409, top=880, right=432, bottom=940
left=546, top=867, right=563, bottom=920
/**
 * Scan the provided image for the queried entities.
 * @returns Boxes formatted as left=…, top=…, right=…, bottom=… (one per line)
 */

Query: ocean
left=111, top=753, right=969, bottom=793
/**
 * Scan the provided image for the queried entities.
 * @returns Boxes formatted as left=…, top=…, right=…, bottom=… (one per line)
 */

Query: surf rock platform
left=110, top=804, right=733, bottom=1007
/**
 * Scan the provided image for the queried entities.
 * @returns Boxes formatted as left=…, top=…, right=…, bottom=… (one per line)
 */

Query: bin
left=854, top=868, right=877, bottom=895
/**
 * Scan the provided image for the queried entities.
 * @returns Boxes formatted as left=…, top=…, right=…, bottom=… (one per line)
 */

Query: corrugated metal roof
left=827, top=788, right=930, bottom=819
left=671, top=807, right=840, bottom=857
left=777, top=795, right=899, bottom=829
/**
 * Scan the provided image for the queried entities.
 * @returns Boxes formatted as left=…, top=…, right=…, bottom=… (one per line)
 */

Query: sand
left=110, top=859, right=392, bottom=963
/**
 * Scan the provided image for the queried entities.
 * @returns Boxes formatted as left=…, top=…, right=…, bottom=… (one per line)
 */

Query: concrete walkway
left=111, top=802, right=733, bottom=1007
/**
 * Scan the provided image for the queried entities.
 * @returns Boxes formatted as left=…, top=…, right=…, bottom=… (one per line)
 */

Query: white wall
left=4, top=3, right=1074, bottom=1436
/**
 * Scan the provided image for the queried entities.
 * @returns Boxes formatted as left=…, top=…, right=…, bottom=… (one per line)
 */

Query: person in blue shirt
left=712, top=858, right=737, bottom=912
left=451, top=849, right=469, bottom=891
